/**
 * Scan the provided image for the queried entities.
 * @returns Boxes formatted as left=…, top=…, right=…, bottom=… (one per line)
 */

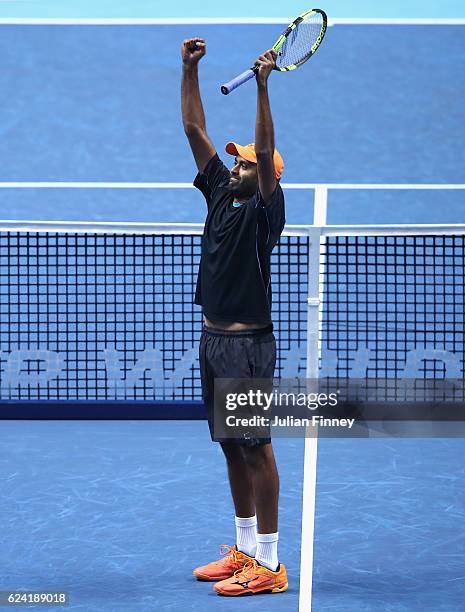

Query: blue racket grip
left=221, top=68, right=256, bottom=95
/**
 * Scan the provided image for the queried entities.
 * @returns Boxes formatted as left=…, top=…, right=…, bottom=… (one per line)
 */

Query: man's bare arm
left=181, top=38, right=216, bottom=173
left=254, top=49, right=278, bottom=205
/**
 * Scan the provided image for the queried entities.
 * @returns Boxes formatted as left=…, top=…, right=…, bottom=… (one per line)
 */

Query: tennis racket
left=221, top=9, right=327, bottom=95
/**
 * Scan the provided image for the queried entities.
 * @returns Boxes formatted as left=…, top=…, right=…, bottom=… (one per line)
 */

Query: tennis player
left=181, top=38, right=288, bottom=596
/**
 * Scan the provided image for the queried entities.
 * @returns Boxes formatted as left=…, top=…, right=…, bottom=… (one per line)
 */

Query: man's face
left=228, top=155, right=258, bottom=200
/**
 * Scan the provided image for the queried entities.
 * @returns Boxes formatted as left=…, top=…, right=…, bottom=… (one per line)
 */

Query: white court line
left=331, top=18, right=465, bottom=25
left=0, top=219, right=311, bottom=235
left=0, top=182, right=196, bottom=189
left=313, top=186, right=328, bottom=225
left=307, top=184, right=465, bottom=189
left=1, top=182, right=465, bottom=189
left=0, top=18, right=464, bottom=25
left=0, top=182, right=464, bottom=190
left=299, top=434, right=318, bottom=612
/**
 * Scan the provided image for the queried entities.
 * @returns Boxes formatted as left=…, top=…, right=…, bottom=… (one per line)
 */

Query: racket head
left=273, top=8, right=327, bottom=72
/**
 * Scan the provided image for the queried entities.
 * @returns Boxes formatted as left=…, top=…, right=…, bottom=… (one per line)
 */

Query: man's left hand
left=255, top=49, right=277, bottom=86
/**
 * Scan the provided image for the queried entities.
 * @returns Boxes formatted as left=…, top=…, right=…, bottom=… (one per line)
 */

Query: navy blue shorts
left=199, top=324, right=276, bottom=446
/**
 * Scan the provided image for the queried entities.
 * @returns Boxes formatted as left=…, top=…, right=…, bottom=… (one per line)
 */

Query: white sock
left=235, top=515, right=257, bottom=557
left=255, top=532, right=279, bottom=571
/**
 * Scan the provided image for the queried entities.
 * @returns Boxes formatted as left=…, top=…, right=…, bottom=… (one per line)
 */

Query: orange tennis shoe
left=214, top=560, right=288, bottom=596
left=193, top=545, right=254, bottom=581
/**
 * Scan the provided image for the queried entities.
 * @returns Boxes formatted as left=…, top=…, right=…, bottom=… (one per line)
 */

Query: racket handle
left=221, top=68, right=256, bottom=95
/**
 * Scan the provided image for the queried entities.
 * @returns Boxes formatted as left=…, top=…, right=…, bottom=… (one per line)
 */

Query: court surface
left=0, top=1, right=464, bottom=610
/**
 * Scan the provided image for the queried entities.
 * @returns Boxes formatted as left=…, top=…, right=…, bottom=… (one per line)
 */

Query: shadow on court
left=313, top=438, right=465, bottom=611
left=0, top=421, right=303, bottom=611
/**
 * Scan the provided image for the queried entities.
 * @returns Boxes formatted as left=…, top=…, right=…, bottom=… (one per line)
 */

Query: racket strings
left=276, top=15, right=324, bottom=69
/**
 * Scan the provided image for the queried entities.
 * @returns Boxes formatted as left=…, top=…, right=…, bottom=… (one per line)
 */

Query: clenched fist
left=182, top=38, right=206, bottom=65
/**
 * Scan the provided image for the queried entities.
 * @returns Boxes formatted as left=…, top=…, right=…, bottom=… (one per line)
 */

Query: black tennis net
left=0, top=228, right=309, bottom=403
left=1, top=228, right=464, bottom=410
left=320, top=234, right=465, bottom=403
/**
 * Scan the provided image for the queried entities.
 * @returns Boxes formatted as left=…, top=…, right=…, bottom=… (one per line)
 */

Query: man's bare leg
left=220, top=441, right=255, bottom=516
left=241, top=442, right=279, bottom=570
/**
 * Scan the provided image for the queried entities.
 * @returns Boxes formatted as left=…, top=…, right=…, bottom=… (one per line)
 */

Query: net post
left=299, top=225, right=323, bottom=612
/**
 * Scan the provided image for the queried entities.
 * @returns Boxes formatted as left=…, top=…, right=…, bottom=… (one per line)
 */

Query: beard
left=228, top=176, right=239, bottom=188
left=227, top=176, right=256, bottom=200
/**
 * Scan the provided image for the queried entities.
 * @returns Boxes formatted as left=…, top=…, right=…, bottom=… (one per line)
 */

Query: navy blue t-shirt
left=193, top=154, right=285, bottom=324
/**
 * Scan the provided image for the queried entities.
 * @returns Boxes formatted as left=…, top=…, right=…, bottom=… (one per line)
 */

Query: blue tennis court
left=0, top=1, right=464, bottom=610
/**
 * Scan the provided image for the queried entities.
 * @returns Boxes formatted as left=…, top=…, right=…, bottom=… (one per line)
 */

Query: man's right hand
left=182, top=38, right=206, bottom=65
